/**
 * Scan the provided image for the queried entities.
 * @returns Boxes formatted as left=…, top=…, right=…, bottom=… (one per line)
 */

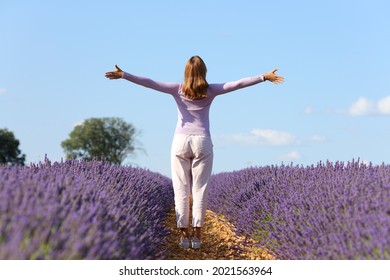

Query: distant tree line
left=1, top=117, right=139, bottom=166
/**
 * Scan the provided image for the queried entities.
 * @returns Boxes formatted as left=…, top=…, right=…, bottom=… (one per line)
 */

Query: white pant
left=171, top=134, right=213, bottom=228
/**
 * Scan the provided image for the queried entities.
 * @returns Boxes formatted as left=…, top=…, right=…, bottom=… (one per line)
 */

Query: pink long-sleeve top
left=122, top=72, right=265, bottom=136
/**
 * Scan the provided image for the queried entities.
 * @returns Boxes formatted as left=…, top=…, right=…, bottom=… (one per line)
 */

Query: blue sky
left=1, top=0, right=389, bottom=177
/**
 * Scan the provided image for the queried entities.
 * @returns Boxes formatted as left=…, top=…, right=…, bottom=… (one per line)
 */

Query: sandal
left=191, top=237, right=201, bottom=249
left=179, top=237, right=190, bottom=248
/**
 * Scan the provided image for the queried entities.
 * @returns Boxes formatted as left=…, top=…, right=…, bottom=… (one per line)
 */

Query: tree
left=61, top=117, right=139, bottom=165
left=0, top=128, right=26, bottom=166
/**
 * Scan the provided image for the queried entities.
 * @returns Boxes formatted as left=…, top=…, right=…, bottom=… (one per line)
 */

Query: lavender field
left=208, top=159, right=390, bottom=259
left=1, top=158, right=389, bottom=260
left=0, top=159, right=173, bottom=259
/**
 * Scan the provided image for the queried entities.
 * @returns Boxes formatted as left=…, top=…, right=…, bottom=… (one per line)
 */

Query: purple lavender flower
left=208, top=159, right=390, bottom=259
left=0, top=159, right=173, bottom=259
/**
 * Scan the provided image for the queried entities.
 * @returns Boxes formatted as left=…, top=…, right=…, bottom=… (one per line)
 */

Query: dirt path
left=161, top=209, right=276, bottom=260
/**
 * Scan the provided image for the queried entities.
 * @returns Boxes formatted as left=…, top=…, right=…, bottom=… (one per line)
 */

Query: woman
left=105, top=56, right=284, bottom=249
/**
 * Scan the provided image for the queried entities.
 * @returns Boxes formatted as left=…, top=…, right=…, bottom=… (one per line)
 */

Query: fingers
left=104, top=72, right=114, bottom=79
left=104, top=71, right=120, bottom=79
left=272, top=76, right=284, bottom=84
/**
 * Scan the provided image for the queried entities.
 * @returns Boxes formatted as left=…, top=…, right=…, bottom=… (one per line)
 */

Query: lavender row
left=208, top=160, right=390, bottom=259
left=0, top=159, right=174, bottom=259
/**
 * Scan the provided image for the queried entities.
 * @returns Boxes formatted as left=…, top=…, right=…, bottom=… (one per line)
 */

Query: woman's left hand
left=105, top=64, right=124, bottom=79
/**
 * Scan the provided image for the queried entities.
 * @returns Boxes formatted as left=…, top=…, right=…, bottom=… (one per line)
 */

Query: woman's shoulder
left=207, top=83, right=225, bottom=95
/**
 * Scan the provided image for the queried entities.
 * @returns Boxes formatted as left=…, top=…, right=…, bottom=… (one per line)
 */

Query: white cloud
left=348, top=95, right=390, bottom=116
left=216, top=128, right=299, bottom=147
left=377, top=96, right=390, bottom=115
left=0, top=88, right=6, bottom=94
left=348, top=97, right=375, bottom=116
left=279, top=151, right=301, bottom=162
left=286, top=151, right=301, bottom=160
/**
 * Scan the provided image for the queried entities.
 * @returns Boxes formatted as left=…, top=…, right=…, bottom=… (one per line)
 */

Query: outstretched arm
left=209, top=68, right=284, bottom=95
left=105, top=65, right=180, bottom=95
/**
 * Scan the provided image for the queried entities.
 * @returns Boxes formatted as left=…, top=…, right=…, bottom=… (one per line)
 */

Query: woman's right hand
left=105, top=64, right=124, bottom=79
left=263, top=69, right=284, bottom=84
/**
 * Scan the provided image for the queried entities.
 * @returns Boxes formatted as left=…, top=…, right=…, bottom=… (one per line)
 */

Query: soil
left=161, top=209, right=276, bottom=260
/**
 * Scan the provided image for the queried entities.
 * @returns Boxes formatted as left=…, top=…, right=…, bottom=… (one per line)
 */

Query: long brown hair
left=182, top=55, right=209, bottom=99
